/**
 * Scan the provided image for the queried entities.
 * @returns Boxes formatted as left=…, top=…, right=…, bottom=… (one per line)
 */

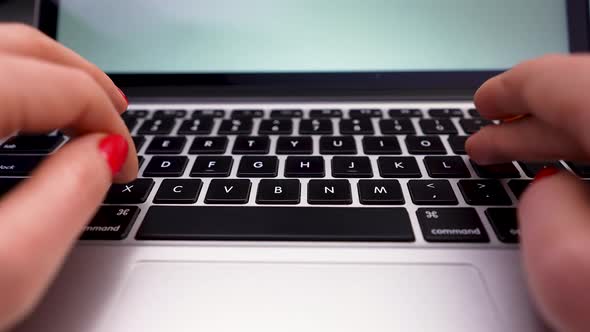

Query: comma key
left=82, top=206, right=140, bottom=240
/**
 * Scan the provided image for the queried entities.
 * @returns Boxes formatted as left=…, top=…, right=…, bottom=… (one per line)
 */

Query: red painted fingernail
left=117, top=87, right=128, bottom=107
left=99, top=134, right=128, bottom=176
left=533, top=166, right=560, bottom=182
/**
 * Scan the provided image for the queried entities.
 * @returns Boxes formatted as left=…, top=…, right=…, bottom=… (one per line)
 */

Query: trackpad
left=106, top=262, right=501, bottom=332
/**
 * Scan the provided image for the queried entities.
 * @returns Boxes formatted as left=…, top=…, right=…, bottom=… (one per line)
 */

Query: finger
left=0, top=54, right=136, bottom=181
left=0, top=133, right=126, bottom=330
left=474, top=55, right=590, bottom=145
left=466, top=116, right=585, bottom=165
left=518, top=170, right=590, bottom=332
left=0, top=23, right=127, bottom=113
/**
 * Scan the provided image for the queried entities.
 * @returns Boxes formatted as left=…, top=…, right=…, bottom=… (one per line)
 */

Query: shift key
left=0, top=156, right=43, bottom=176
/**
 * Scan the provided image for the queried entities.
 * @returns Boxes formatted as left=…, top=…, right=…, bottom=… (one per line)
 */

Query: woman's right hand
left=468, top=54, right=590, bottom=332
left=0, top=23, right=137, bottom=331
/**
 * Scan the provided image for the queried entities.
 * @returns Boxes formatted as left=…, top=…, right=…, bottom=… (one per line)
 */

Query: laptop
left=5, top=0, right=588, bottom=331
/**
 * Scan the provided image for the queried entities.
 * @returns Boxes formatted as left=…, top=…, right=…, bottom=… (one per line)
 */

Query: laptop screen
left=55, top=0, right=570, bottom=74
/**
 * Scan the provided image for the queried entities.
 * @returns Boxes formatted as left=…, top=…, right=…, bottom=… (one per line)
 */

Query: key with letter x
left=105, top=179, right=155, bottom=204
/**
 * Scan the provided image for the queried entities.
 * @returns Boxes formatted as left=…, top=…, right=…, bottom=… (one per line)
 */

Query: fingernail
left=98, top=134, right=128, bottom=176
left=533, top=166, right=560, bottom=182
left=501, top=114, right=527, bottom=123
left=117, top=87, right=128, bottom=108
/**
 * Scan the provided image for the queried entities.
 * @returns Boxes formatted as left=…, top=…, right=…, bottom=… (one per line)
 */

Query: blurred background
left=0, top=0, right=35, bottom=23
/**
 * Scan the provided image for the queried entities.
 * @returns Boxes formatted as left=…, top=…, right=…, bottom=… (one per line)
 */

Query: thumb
left=519, top=169, right=590, bottom=332
left=0, top=133, right=128, bottom=330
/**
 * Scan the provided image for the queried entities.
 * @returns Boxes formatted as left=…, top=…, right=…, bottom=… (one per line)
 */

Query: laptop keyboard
left=1, top=103, right=586, bottom=245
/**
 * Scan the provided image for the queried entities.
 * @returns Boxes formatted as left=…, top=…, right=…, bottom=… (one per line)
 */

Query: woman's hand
left=468, top=54, right=590, bottom=332
left=0, top=24, right=137, bottom=330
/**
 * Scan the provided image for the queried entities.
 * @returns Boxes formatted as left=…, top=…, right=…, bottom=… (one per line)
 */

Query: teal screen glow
left=56, top=0, right=570, bottom=73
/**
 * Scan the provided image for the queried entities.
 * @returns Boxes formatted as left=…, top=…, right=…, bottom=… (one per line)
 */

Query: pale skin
left=0, top=24, right=588, bottom=331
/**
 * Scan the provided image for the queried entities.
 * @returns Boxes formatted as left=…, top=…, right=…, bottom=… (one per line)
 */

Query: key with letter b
left=256, top=179, right=300, bottom=204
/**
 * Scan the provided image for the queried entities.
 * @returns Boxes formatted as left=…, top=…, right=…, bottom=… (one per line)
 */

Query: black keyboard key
left=458, top=180, right=512, bottom=206
left=319, top=136, right=356, bottom=154
left=379, top=119, right=416, bottom=135
left=468, top=109, right=481, bottom=118
left=459, top=119, right=493, bottom=134
left=218, top=119, right=253, bottom=135
left=138, top=156, right=145, bottom=168
left=259, top=119, right=293, bottom=135
left=299, top=119, right=333, bottom=135
left=417, top=208, right=489, bottom=242
left=276, top=137, right=313, bottom=154
left=82, top=206, right=140, bottom=240
left=237, top=156, right=278, bottom=177
left=471, top=161, right=520, bottom=178
left=419, top=119, right=458, bottom=134
left=137, top=207, right=414, bottom=241
left=349, top=109, right=382, bottom=118
left=285, top=157, right=325, bottom=177
left=428, top=108, right=463, bottom=118
left=123, top=110, right=148, bottom=118
left=271, top=109, right=303, bottom=118
left=405, top=136, right=447, bottom=155
left=0, top=136, right=64, bottom=154
left=104, top=178, right=155, bottom=204
left=340, top=119, right=374, bottom=135
left=190, top=156, right=233, bottom=177
left=124, top=117, right=138, bottom=131
left=192, top=109, right=225, bottom=118
left=177, top=119, right=214, bottom=135
left=310, top=109, right=342, bottom=118
left=256, top=179, right=301, bottom=204
left=508, top=180, right=531, bottom=199
left=408, top=180, right=458, bottom=205
left=358, top=180, right=404, bottom=205
left=132, top=136, right=146, bottom=151
left=143, top=156, right=188, bottom=177
left=138, top=119, right=176, bottom=135
left=189, top=137, right=228, bottom=154
left=153, top=109, right=187, bottom=119
left=0, top=177, right=24, bottom=197
left=308, top=180, right=352, bottom=205
left=0, top=155, right=43, bottom=176
left=424, top=156, right=470, bottom=178
left=232, top=136, right=270, bottom=154
left=389, top=109, right=422, bottom=118
left=232, top=110, right=263, bottom=118
left=205, top=179, right=251, bottom=204
left=518, top=162, right=565, bottom=178
left=145, top=136, right=187, bottom=154
left=378, top=157, right=421, bottom=178
left=362, top=136, right=401, bottom=155
left=191, top=109, right=225, bottom=119
left=486, top=208, right=519, bottom=243
left=332, top=157, right=373, bottom=178
left=448, top=136, right=468, bottom=155
left=567, top=162, right=590, bottom=177
left=154, top=179, right=202, bottom=204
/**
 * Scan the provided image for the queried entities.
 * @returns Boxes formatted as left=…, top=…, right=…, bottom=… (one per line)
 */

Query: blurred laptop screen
left=56, top=0, right=569, bottom=73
